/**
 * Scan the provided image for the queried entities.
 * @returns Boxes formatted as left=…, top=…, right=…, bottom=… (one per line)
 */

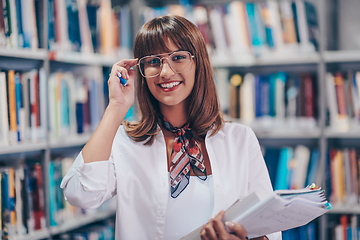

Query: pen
left=323, top=202, right=332, bottom=210
left=117, top=72, right=127, bottom=86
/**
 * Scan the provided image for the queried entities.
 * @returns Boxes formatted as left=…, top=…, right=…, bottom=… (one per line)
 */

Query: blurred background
left=0, top=0, right=359, bottom=239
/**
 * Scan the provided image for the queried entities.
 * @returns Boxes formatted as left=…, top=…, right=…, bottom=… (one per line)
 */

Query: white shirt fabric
left=60, top=122, right=282, bottom=240
left=164, top=175, right=214, bottom=239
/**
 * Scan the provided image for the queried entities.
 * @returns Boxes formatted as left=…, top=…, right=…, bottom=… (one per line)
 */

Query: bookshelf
left=0, top=0, right=359, bottom=239
left=0, top=0, right=123, bottom=239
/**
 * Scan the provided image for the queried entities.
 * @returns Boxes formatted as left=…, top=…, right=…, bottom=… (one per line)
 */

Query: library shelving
left=1, top=0, right=360, bottom=239
left=0, top=0, right=126, bottom=239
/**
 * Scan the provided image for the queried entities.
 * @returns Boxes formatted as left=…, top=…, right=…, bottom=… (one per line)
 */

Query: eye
left=172, top=53, right=187, bottom=62
left=147, top=57, right=161, bottom=66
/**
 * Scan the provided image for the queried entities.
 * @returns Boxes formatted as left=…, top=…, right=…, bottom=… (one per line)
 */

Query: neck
left=160, top=104, right=188, bottom=128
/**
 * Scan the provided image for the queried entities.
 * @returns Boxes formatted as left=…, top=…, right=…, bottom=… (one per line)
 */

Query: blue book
left=54, top=161, right=64, bottom=221
left=291, top=2, right=301, bottom=43
left=275, top=147, right=294, bottom=190
left=282, top=228, right=299, bottom=240
left=86, top=2, right=100, bottom=53
left=15, top=0, right=24, bottom=47
left=245, top=3, right=265, bottom=57
left=76, top=102, right=84, bottom=134
left=347, top=226, right=353, bottom=240
left=15, top=73, right=22, bottom=142
left=61, top=80, right=70, bottom=129
left=307, top=222, right=317, bottom=240
left=269, top=74, right=277, bottom=117
left=48, top=162, right=57, bottom=226
left=259, top=2, right=275, bottom=48
left=66, top=0, right=81, bottom=52
left=254, top=75, right=262, bottom=118
left=260, top=75, right=270, bottom=116
left=305, top=149, right=319, bottom=186
left=263, top=148, right=280, bottom=186
left=47, top=0, right=56, bottom=49
left=304, top=1, right=319, bottom=51
left=1, top=169, right=10, bottom=238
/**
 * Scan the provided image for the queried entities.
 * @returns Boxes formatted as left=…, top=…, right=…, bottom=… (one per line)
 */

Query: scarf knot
left=162, top=117, right=207, bottom=198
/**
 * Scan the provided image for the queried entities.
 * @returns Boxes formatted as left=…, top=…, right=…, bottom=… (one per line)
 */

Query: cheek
left=145, top=79, right=157, bottom=94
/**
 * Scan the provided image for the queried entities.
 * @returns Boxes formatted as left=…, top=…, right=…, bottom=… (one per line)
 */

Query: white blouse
left=61, top=122, right=282, bottom=240
left=164, top=175, right=214, bottom=239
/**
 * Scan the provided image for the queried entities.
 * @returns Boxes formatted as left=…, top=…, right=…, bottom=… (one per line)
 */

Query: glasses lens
left=139, top=51, right=193, bottom=77
left=139, top=56, right=161, bottom=77
left=169, top=51, right=193, bottom=73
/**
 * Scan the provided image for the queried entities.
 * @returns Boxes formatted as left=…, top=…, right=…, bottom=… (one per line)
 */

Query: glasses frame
left=137, top=51, right=195, bottom=78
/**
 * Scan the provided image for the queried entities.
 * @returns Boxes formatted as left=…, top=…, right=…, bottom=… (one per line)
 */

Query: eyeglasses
left=138, top=51, right=195, bottom=78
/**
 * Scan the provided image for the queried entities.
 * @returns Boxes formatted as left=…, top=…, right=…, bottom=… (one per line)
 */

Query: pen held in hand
left=117, top=72, right=127, bottom=86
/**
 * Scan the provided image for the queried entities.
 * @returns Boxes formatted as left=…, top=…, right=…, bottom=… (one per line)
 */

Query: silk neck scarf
left=162, top=117, right=207, bottom=198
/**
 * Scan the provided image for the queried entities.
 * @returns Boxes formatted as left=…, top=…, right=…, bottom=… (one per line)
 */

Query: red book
left=31, top=163, right=45, bottom=230
left=334, top=72, right=348, bottom=117
left=303, top=75, right=315, bottom=118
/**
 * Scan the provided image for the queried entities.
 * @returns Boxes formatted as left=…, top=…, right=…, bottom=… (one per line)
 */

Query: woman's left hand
left=200, top=210, right=248, bottom=240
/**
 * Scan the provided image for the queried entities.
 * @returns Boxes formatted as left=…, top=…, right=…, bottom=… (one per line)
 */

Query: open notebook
left=181, top=184, right=331, bottom=239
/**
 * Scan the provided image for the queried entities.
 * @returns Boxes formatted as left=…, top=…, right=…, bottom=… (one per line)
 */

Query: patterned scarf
left=162, top=117, right=207, bottom=198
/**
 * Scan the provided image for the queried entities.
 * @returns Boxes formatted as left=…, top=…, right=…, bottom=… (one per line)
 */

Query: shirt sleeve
left=60, top=151, right=117, bottom=209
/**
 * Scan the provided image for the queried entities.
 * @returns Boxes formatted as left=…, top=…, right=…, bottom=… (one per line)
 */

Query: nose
left=159, top=58, right=176, bottom=78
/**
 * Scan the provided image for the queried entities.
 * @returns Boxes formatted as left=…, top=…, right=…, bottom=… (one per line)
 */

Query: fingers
left=225, top=221, right=248, bottom=240
left=109, top=59, right=138, bottom=86
left=200, top=211, right=228, bottom=240
left=200, top=211, right=249, bottom=240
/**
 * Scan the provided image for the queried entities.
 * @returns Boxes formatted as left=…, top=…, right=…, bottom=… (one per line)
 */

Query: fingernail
left=225, top=221, right=234, bottom=228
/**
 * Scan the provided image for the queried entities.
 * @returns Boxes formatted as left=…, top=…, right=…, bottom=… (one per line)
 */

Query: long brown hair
left=124, top=15, right=224, bottom=144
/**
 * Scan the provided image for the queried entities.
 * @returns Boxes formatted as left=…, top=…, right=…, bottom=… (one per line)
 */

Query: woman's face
left=144, top=39, right=196, bottom=109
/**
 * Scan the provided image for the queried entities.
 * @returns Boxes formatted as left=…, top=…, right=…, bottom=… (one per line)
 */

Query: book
left=181, top=184, right=331, bottom=240
left=224, top=1, right=252, bottom=62
left=0, top=72, right=9, bottom=146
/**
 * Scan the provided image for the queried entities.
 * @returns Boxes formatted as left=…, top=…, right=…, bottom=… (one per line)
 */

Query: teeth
left=160, top=82, right=181, bottom=89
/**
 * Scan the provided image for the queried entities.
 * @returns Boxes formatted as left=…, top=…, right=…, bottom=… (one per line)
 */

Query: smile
left=159, top=81, right=181, bottom=89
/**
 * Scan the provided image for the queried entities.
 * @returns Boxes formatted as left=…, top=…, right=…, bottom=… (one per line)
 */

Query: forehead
left=163, top=39, right=179, bottom=52
left=147, top=40, right=181, bottom=57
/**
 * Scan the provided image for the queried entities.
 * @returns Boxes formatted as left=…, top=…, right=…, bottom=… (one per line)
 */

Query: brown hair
left=124, top=15, right=224, bottom=144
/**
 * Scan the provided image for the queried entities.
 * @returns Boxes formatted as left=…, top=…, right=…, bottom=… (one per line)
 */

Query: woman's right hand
left=108, top=58, right=138, bottom=110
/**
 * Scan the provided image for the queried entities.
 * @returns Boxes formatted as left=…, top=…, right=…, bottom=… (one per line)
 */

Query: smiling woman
left=126, top=15, right=222, bottom=144
left=60, top=15, right=282, bottom=240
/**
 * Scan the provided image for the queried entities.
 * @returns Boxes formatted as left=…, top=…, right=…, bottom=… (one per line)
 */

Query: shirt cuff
left=60, top=151, right=110, bottom=191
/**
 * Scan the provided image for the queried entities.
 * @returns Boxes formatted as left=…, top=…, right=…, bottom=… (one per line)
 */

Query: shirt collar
left=157, top=123, right=226, bottom=139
